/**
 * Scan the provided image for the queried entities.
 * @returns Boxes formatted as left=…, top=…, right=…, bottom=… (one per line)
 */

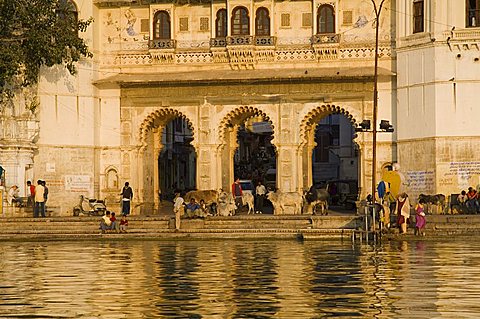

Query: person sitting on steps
left=185, top=198, right=200, bottom=218
left=99, top=211, right=113, bottom=233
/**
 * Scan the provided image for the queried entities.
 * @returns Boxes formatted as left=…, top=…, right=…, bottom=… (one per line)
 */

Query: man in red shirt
left=27, top=180, right=35, bottom=208
left=232, top=178, right=243, bottom=212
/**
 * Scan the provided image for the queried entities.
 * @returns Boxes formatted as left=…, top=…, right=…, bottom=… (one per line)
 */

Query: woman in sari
left=415, top=199, right=426, bottom=236
left=396, top=193, right=411, bottom=234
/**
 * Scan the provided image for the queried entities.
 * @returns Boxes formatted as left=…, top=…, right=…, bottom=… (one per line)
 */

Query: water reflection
left=1, top=239, right=480, bottom=318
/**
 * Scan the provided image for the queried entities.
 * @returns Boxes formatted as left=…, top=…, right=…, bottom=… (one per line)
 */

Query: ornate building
left=4, top=0, right=478, bottom=215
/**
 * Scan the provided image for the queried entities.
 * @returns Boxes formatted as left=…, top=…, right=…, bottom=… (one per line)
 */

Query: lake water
left=0, top=239, right=479, bottom=318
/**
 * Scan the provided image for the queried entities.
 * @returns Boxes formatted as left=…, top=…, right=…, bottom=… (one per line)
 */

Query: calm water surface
left=1, top=239, right=479, bottom=318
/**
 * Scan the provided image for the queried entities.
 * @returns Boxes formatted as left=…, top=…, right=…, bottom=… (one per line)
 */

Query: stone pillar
left=153, top=127, right=164, bottom=210
left=276, top=145, right=296, bottom=192
left=136, top=146, right=145, bottom=215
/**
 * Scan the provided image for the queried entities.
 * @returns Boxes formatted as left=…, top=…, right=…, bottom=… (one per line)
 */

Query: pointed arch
left=299, top=104, right=357, bottom=149
left=218, top=106, right=276, bottom=148
left=139, top=108, right=195, bottom=150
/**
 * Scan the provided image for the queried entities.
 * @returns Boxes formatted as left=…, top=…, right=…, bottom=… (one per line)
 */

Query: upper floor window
left=216, top=9, right=227, bottom=37
left=317, top=4, right=335, bottom=34
left=231, top=7, right=250, bottom=36
left=467, top=0, right=480, bottom=27
left=153, top=11, right=171, bottom=39
left=413, top=0, right=424, bottom=33
left=255, top=7, right=270, bottom=36
left=56, top=0, right=78, bottom=26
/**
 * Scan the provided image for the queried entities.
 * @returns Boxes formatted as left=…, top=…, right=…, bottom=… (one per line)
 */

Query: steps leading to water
left=3, top=213, right=477, bottom=240
left=0, top=215, right=360, bottom=240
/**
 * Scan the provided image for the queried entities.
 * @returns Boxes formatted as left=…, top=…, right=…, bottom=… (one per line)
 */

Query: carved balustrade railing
left=311, top=33, right=341, bottom=45
left=226, top=35, right=254, bottom=46
left=0, top=116, right=39, bottom=143
left=148, top=39, right=177, bottom=50
left=210, top=37, right=227, bottom=47
left=255, top=36, right=276, bottom=46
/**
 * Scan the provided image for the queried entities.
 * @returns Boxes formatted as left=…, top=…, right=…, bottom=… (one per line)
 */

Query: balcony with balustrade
left=148, top=39, right=177, bottom=63
left=311, top=33, right=341, bottom=60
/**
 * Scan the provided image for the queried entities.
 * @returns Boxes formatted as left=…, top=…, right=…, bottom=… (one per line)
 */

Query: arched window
left=317, top=4, right=335, bottom=34
left=255, top=7, right=270, bottom=36
left=56, top=0, right=78, bottom=24
left=467, top=0, right=480, bottom=27
left=106, top=168, right=119, bottom=190
left=153, top=10, right=171, bottom=39
left=231, top=7, right=250, bottom=36
left=216, top=9, right=227, bottom=37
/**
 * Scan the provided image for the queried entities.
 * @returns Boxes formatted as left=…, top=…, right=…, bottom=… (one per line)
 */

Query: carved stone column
left=276, top=145, right=297, bottom=192
left=153, top=127, right=164, bottom=210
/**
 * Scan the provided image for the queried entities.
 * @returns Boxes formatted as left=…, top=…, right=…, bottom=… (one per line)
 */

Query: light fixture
left=379, top=120, right=394, bottom=132
left=355, top=120, right=371, bottom=132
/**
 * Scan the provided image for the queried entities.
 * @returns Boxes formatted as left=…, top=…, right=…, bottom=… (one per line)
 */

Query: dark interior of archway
left=234, top=118, right=276, bottom=213
left=312, top=113, right=359, bottom=212
left=158, top=117, right=196, bottom=201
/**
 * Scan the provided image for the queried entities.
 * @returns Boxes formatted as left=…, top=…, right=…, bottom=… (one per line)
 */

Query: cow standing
left=242, top=192, right=255, bottom=214
left=304, top=187, right=329, bottom=215
left=267, top=190, right=303, bottom=215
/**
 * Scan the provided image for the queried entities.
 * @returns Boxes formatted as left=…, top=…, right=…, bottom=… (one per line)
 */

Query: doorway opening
left=158, top=118, right=196, bottom=201
left=312, top=113, right=359, bottom=212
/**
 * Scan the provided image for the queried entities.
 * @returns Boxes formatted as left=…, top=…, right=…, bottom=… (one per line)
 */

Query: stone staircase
left=0, top=215, right=361, bottom=241
left=424, top=215, right=480, bottom=235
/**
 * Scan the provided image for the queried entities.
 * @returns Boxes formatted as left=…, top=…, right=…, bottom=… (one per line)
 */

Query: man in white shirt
left=100, top=211, right=113, bottom=233
left=173, top=192, right=185, bottom=230
left=34, top=180, right=45, bottom=217
left=255, top=181, right=267, bottom=213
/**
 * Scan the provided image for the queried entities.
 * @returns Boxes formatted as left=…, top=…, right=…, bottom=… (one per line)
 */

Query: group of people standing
left=6, top=179, right=49, bottom=217
left=393, top=193, right=425, bottom=236
left=377, top=180, right=426, bottom=236
left=26, top=180, right=49, bottom=218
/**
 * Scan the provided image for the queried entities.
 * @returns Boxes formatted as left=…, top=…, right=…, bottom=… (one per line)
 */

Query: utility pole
left=370, top=0, right=386, bottom=209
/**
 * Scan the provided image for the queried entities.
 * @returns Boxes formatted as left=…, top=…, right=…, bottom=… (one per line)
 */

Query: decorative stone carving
left=226, top=45, right=256, bottom=69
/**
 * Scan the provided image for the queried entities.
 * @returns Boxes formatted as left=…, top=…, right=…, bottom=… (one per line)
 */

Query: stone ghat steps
left=423, top=215, right=480, bottom=233
left=0, top=229, right=355, bottom=241
left=0, top=215, right=359, bottom=240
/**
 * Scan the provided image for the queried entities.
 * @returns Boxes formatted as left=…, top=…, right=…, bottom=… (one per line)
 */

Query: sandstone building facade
left=1, top=0, right=478, bottom=215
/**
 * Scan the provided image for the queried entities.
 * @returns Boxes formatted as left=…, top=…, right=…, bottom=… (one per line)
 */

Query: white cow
left=217, top=191, right=236, bottom=216
left=242, top=192, right=255, bottom=214
left=267, top=190, right=303, bottom=215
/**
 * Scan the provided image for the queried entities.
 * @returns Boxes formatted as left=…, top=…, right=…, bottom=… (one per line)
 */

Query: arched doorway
left=158, top=117, right=196, bottom=201
left=138, top=108, right=196, bottom=212
left=299, top=105, right=360, bottom=213
left=218, top=107, right=276, bottom=207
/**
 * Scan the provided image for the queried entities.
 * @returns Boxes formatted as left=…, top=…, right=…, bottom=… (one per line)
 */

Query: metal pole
left=364, top=205, right=369, bottom=244
left=370, top=0, right=385, bottom=214
left=372, top=205, right=376, bottom=232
